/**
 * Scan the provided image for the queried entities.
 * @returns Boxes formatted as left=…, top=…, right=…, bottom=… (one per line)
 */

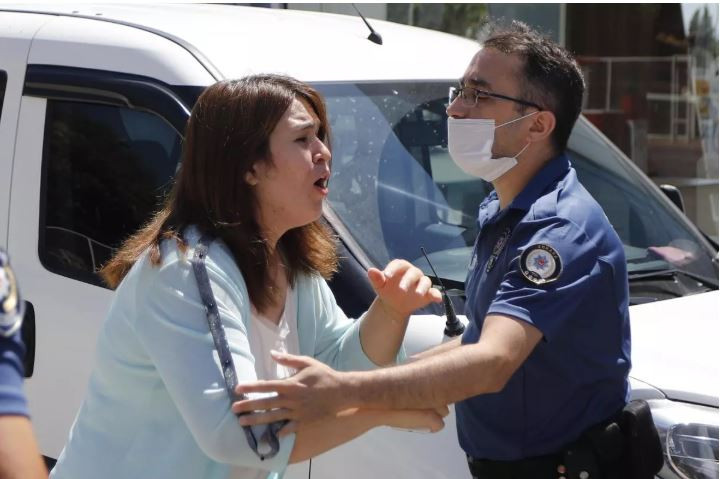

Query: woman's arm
left=134, top=250, right=296, bottom=471
left=311, top=264, right=439, bottom=372
left=285, top=407, right=445, bottom=463
left=359, top=261, right=442, bottom=366
left=357, top=297, right=409, bottom=367
left=408, top=336, right=462, bottom=363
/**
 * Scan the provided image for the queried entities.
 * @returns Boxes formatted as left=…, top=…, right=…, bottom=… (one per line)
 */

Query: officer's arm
left=233, top=315, right=542, bottom=420
left=286, top=407, right=445, bottom=463
left=0, top=415, right=47, bottom=479
left=345, top=314, right=543, bottom=409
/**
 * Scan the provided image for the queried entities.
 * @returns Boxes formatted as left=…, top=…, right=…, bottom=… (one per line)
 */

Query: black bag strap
left=190, top=234, right=284, bottom=461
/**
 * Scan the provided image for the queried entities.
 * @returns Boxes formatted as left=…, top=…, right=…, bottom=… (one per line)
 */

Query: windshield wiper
left=628, top=268, right=718, bottom=290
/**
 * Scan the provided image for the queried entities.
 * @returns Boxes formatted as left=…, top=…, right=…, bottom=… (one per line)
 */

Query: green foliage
left=689, top=6, right=718, bottom=57
left=387, top=3, right=488, bottom=39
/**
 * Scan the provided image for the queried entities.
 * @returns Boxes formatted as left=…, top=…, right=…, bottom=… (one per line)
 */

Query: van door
left=8, top=64, right=310, bottom=478
left=7, top=65, right=189, bottom=459
left=0, top=12, right=51, bottom=244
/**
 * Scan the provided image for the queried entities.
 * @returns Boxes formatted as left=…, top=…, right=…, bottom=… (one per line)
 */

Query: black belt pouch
left=619, top=400, right=664, bottom=479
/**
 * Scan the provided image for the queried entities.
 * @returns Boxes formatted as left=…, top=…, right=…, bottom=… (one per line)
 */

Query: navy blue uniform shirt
left=1, top=249, right=28, bottom=417
left=457, top=154, right=631, bottom=461
left=0, top=332, right=28, bottom=417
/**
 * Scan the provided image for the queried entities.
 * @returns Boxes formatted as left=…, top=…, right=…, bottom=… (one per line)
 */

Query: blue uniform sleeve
left=0, top=332, right=29, bottom=417
left=487, top=217, right=601, bottom=341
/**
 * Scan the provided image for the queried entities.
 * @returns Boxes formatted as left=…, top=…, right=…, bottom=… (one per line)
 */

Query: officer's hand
left=233, top=351, right=347, bottom=425
left=367, top=260, right=442, bottom=319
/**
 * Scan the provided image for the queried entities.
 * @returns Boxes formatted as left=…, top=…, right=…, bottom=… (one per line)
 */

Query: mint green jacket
left=51, top=227, right=393, bottom=479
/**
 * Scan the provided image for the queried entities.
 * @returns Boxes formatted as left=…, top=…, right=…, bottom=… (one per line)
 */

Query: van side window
left=0, top=71, right=7, bottom=123
left=40, top=100, right=182, bottom=287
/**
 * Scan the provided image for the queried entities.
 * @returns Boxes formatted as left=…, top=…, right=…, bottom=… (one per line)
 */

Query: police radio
left=420, top=247, right=464, bottom=337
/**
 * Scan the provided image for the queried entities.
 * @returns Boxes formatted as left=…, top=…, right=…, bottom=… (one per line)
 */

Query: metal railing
left=45, top=226, right=116, bottom=272
left=578, top=55, right=695, bottom=142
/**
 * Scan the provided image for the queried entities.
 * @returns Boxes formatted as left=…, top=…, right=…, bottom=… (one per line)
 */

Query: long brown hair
left=101, top=75, right=338, bottom=311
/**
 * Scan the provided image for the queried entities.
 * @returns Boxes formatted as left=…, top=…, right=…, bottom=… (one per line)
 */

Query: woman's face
left=247, top=97, right=331, bottom=239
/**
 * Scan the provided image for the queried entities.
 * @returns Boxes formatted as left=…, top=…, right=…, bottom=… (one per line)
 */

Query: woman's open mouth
left=314, top=176, right=329, bottom=195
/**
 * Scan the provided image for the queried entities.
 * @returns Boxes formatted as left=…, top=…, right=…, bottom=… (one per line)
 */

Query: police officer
left=232, top=21, right=631, bottom=479
left=0, top=249, right=47, bottom=478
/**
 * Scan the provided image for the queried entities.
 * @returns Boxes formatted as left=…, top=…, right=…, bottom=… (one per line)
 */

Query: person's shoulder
left=148, top=227, right=232, bottom=274
left=293, top=272, right=336, bottom=315
left=526, top=170, right=611, bottom=243
left=119, top=226, right=242, bottom=295
left=513, top=199, right=599, bottom=261
left=558, top=170, right=620, bottom=250
left=294, top=271, right=327, bottom=296
left=118, top=227, right=250, bottom=324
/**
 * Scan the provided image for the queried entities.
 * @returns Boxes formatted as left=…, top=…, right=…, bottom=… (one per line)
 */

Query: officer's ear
left=527, top=110, right=556, bottom=144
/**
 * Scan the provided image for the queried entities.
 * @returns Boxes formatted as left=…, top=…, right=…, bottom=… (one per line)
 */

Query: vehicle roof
left=2, top=4, right=479, bottom=83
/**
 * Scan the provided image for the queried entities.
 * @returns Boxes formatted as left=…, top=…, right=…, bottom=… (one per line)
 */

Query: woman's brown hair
left=100, top=74, right=338, bottom=311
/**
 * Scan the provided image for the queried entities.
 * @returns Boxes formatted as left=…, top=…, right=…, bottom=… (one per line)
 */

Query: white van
left=1, top=5, right=717, bottom=478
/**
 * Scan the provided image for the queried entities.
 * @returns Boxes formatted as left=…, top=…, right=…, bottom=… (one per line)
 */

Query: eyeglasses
left=449, top=85, right=541, bottom=110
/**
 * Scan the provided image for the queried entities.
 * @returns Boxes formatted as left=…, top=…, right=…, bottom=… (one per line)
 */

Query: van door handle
left=20, top=301, right=36, bottom=378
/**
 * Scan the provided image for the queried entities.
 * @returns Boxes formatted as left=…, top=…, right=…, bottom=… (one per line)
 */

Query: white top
left=249, top=285, right=300, bottom=381
left=230, top=287, right=299, bottom=479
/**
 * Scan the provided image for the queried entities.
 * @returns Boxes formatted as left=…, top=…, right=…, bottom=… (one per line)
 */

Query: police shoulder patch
left=520, top=244, right=562, bottom=285
left=0, top=252, right=23, bottom=337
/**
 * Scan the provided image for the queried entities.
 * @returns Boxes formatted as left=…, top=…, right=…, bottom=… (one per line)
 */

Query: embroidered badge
left=486, top=227, right=511, bottom=273
left=520, top=244, right=562, bottom=285
left=0, top=252, right=23, bottom=337
left=468, top=250, right=478, bottom=271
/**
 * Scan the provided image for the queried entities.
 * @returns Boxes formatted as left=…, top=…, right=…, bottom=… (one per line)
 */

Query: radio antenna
left=420, top=247, right=464, bottom=337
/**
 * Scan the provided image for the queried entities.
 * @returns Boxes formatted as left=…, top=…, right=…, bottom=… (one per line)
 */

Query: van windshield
left=316, top=82, right=718, bottom=298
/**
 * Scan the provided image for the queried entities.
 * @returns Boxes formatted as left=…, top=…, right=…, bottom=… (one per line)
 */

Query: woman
left=50, top=75, right=444, bottom=479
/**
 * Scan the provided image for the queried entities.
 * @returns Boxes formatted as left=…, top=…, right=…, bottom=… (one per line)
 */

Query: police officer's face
left=447, top=47, right=532, bottom=158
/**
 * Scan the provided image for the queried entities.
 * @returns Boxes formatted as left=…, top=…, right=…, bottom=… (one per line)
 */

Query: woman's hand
left=378, top=405, right=448, bottom=432
left=367, top=259, right=442, bottom=320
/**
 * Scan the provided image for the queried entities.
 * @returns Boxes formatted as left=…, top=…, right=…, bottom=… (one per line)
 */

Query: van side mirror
left=659, top=184, right=685, bottom=214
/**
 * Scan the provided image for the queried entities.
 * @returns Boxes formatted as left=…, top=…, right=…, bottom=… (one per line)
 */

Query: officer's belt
left=467, top=451, right=563, bottom=479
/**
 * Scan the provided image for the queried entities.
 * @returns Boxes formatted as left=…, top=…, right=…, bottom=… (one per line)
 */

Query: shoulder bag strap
left=190, top=234, right=284, bottom=461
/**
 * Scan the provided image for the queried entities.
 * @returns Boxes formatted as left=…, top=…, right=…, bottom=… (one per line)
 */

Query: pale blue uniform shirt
left=51, top=227, right=390, bottom=479
left=457, top=154, right=631, bottom=460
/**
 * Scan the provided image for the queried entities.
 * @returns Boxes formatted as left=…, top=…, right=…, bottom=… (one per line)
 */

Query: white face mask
left=447, top=111, right=538, bottom=182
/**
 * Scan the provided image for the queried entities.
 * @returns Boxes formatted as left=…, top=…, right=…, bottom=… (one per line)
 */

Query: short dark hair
left=482, top=21, right=585, bottom=153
